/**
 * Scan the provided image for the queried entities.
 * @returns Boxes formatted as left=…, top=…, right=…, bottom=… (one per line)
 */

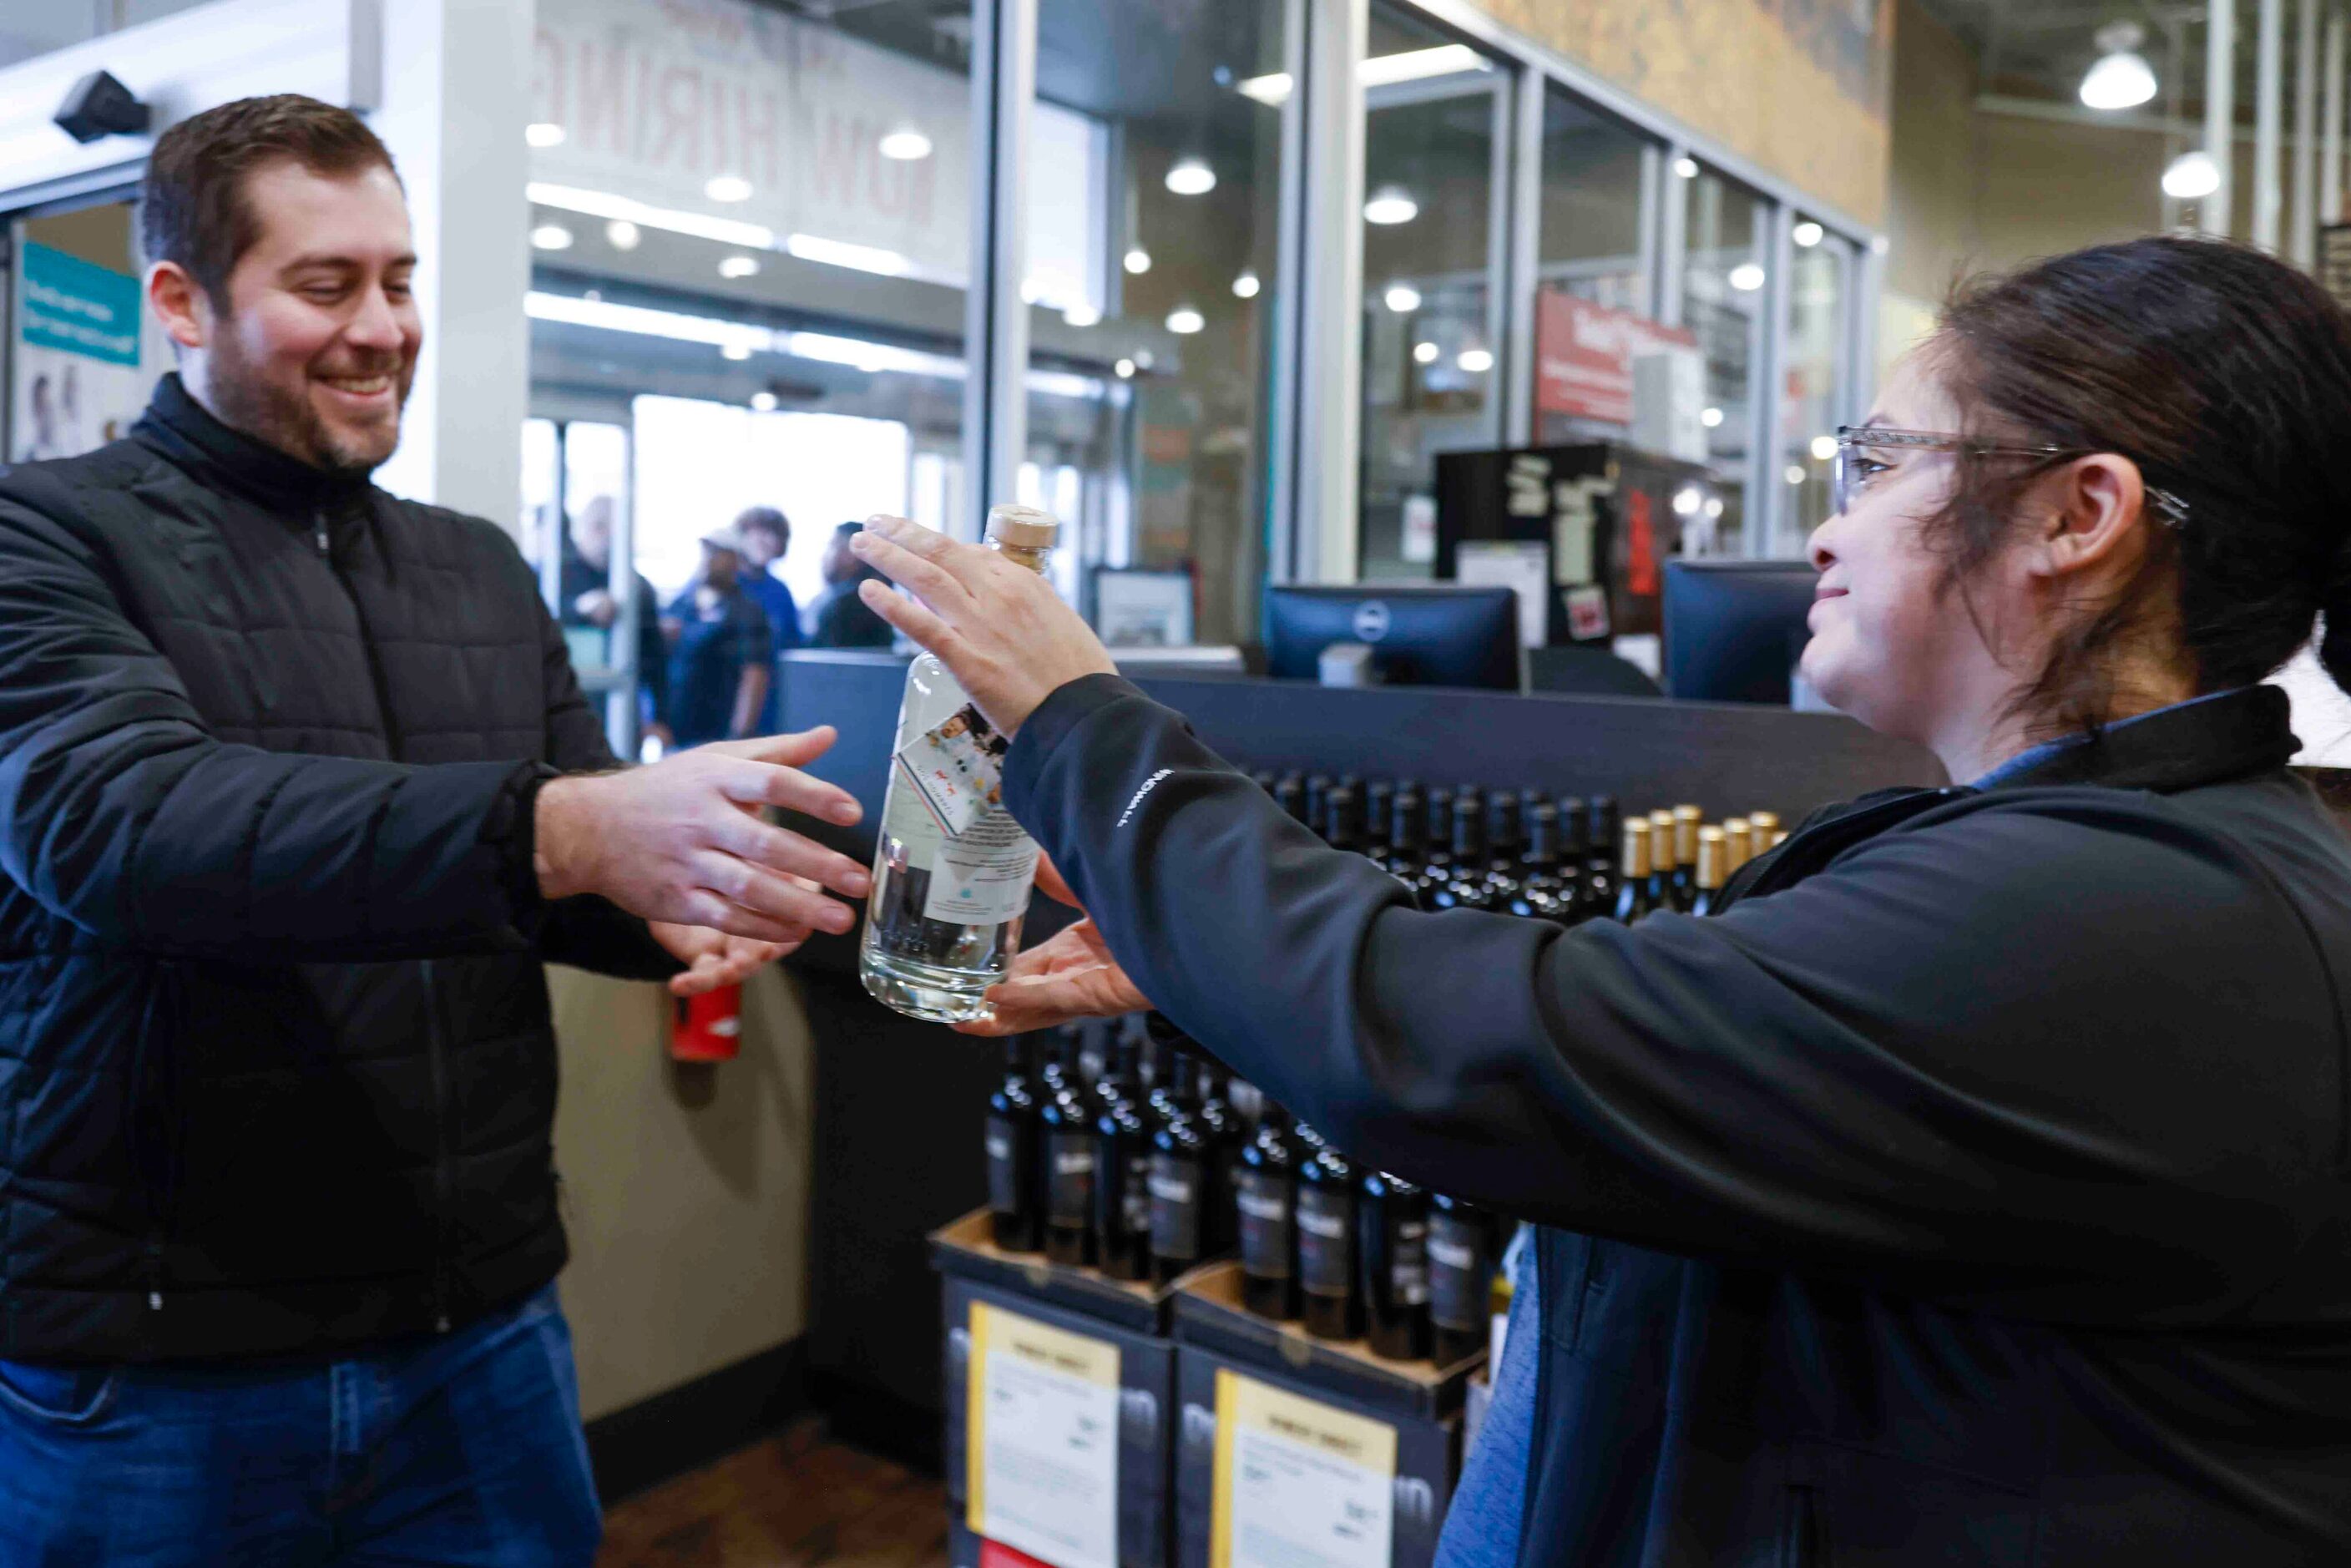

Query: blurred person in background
left=663, top=521, right=774, bottom=747
left=559, top=493, right=670, bottom=748
left=736, top=504, right=801, bottom=731
left=0, top=94, right=870, bottom=1565
left=805, top=519, right=896, bottom=649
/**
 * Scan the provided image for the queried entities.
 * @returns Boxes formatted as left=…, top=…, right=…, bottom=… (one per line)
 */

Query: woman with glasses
left=851, top=236, right=2351, bottom=1565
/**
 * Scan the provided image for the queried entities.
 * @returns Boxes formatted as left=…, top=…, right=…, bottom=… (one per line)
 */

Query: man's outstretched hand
left=953, top=854, right=1150, bottom=1036
left=650, top=921, right=796, bottom=997
left=534, top=727, right=870, bottom=947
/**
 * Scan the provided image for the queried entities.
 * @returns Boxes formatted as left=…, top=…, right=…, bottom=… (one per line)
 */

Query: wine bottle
left=1428, top=796, right=1497, bottom=913
left=1195, top=1060, right=1244, bottom=1256
left=1507, top=801, right=1575, bottom=925
left=1323, top=784, right=1366, bottom=855
left=1722, top=817, right=1753, bottom=876
left=1148, top=1050, right=1209, bottom=1286
left=1092, top=1021, right=1143, bottom=1117
left=1095, top=1088, right=1154, bottom=1281
left=1237, top=1107, right=1301, bottom=1321
left=1039, top=1050, right=1099, bottom=1267
left=1428, top=1192, right=1497, bottom=1367
left=1365, top=781, right=1396, bottom=854
left=1613, top=817, right=1657, bottom=924
left=985, top=1036, right=1042, bottom=1252
left=1305, top=775, right=1333, bottom=838
left=1646, top=809, right=1682, bottom=913
left=1671, top=806, right=1703, bottom=909
left=1378, top=786, right=1424, bottom=888
left=1295, top=1131, right=1362, bottom=1341
left=1486, top=792, right=1525, bottom=885
left=1690, top=825, right=1728, bottom=918
left=1359, top=1170, right=1430, bottom=1362
left=1418, top=787, right=1456, bottom=890
left=1273, top=773, right=1308, bottom=826
left=1585, top=796, right=1621, bottom=913
left=860, top=505, right=1059, bottom=1023
left=1748, top=811, right=1782, bottom=848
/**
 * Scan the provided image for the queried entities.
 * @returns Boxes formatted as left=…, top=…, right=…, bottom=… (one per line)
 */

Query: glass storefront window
left=1358, top=3, right=1504, bottom=582
left=1024, top=0, right=1288, bottom=649
left=1530, top=86, right=1662, bottom=452
left=0, top=2, right=215, bottom=71
left=1678, top=163, right=1768, bottom=556
left=1778, top=220, right=1852, bottom=557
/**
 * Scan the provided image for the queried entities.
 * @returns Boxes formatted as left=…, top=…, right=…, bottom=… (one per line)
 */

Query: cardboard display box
left=933, top=1206, right=1196, bottom=1336
left=1170, top=1345, right=1462, bottom=1568
left=1170, top=1262, right=1483, bottom=1422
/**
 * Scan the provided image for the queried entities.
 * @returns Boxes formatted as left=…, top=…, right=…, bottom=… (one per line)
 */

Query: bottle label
left=876, top=677, right=1039, bottom=928
left=1047, top=1134, right=1095, bottom=1227
left=1428, top=1215, right=1487, bottom=1331
left=1390, top=1217, right=1429, bottom=1307
left=985, top=1116, right=1027, bottom=1216
left=895, top=701, right=1011, bottom=837
left=1149, top=1153, right=1200, bottom=1262
left=1296, top=1186, right=1353, bottom=1298
left=1120, top=1152, right=1151, bottom=1236
left=1238, top=1170, right=1293, bottom=1282
left=923, top=804, right=1040, bottom=927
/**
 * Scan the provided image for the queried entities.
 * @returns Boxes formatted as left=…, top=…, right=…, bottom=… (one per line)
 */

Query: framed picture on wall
left=1092, top=568, right=1196, bottom=648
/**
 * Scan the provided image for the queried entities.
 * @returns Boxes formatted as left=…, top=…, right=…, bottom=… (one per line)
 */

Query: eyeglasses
left=1831, top=426, right=2191, bottom=528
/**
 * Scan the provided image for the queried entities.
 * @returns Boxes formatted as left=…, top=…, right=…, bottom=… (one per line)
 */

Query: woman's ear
left=2029, top=453, right=2153, bottom=584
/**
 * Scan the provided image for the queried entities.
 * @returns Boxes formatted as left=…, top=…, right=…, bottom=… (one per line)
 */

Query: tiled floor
left=596, top=1419, right=948, bottom=1568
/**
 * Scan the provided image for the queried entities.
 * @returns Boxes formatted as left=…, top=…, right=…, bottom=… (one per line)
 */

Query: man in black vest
left=0, top=96, right=871, bottom=1564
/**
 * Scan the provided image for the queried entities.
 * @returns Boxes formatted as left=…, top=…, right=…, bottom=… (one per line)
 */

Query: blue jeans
left=0, top=1285, right=600, bottom=1567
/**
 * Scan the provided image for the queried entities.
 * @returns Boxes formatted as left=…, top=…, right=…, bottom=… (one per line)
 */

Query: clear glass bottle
left=860, top=505, right=1060, bottom=1023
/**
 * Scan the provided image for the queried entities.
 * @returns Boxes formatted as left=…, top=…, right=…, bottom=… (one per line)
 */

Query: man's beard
left=206, top=333, right=411, bottom=476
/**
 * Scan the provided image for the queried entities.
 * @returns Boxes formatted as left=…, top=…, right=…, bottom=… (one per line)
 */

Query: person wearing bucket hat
left=662, top=519, right=776, bottom=747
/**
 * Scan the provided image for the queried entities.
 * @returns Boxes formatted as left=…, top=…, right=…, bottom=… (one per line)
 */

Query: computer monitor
left=1662, top=559, right=1821, bottom=704
left=1263, top=584, right=1519, bottom=690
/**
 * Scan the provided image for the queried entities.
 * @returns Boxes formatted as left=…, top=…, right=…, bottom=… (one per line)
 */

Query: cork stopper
left=985, top=503, right=1059, bottom=550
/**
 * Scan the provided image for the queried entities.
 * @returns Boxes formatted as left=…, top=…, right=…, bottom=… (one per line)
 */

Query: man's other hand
left=533, top=728, right=870, bottom=943
left=650, top=921, right=799, bottom=996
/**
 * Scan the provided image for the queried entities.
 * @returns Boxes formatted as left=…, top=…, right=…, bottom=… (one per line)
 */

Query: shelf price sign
left=967, top=1302, right=1120, bottom=1568
left=1210, top=1369, right=1398, bottom=1568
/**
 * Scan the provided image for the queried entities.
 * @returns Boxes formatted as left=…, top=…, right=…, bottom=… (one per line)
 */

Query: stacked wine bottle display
left=978, top=771, right=1794, bottom=1366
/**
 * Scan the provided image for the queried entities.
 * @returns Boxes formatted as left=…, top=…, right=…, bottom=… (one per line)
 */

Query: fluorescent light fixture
left=705, top=174, right=753, bottom=203
left=528, top=183, right=775, bottom=249
left=2163, top=150, right=2222, bottom=199
left=751, top=391, right=779, bottom=412
left=527, top=291, right=764, bottom=350
left=719, top=254, right=761, bottom=280
left=1785, top=464, right=1808, bottom=486
left=879, top=129, right=933, bottom=161
left=1028, top=370, right=1105, bottom=401
left=1232, top=271, right=1261, bottom=299
left=1701, top=406, right=1726, bottom=427
left=1672, top=486, right=1703, bottom=518
left=1166, top=306, right=1206, bottom=335
left=2081, top=22, right=2157, bottom=110
left=1237, top=44, right=1487, bottom=106
left=786, top=232, right=911, bottom=276
left=1792, top=220, right=1824, bottom=249
left=1063, top=303, right=1103, bottom=327
left=1672, top=156, right=1700, bottom=180
left=1729, top=261, right=1767, bottom=292
left=1124, top=246, right=1153, bottom=275
left=529, top=223, right=574, bottom=251
left=1165, top=158, right=1217, bottom=196
left=1364, top=185, right=1419, bottom=225
left=1457, top=347, right=1494, bottom=374
left=1808, top=433, right=1838, bottom=463
left=1115, top=357, right=1137, bottom=379
left=604, top=219, right=641, bottom=250
left=1383, top=282, right=1423, bottom=313
left=1413, top=340, right=1440, bottom=364
left=721, top=343, right=752, bottom=361
left=526, top=122, right=567, bottom=149
left=786, top=332, right=967, bottom=380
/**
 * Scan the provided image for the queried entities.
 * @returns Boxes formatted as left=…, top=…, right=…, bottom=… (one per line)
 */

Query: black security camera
left=53, top=71, right=152, bottom=144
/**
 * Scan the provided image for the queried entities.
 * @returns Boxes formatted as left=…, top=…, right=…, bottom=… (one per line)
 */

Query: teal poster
left=11, top=241, right=149, bottom=462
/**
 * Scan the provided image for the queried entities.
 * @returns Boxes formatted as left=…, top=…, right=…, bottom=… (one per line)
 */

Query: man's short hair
left=140, top=94, right=401, bottom=311
left=736, top=506, right=791, bottom=544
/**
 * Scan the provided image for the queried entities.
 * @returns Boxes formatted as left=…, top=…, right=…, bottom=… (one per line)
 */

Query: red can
left=671, top=984, right=745, bottom=1062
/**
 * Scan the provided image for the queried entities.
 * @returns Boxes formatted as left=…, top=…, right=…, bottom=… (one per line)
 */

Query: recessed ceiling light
left=1672, top=156, right=1699, bottom=180
left=2163, top=150, right=2222, bottom=199
left=526, top=123, right=567, bottom=149
left=1115, top=357, right=1137, bottom=379
left=1701, top=406, right=1726, bottom=428
left=1457, top=347, right=1494, bottom=374
left=751, top=391, right=779, bottom=412
left=1364, top=185, right=1419, bottom=225
left=1165, top=159, right=1217, bottom=196
left=1124, top=246, right=1153, bottom=275
left=1063, top=303, right=1102, bottom=327
left=1383, top=282, right=1423, bottom=313
left=1166, top=306, right=1206, bottom=335
left=1785, top=464, right=1807, bottom=486
left=1729, top=261, right=1767, bottom=292
left=1413, top=341, right=1439, bottom=364
left=1704, top=496, right=1726, bottom=518
left=1809, top=433, right=1838, bottom=462
left=1792, top=220, right=1824, bottom=248
left=878, top=129, right=933, bottom=161
left=719, top=255, right=761, bottom=280
left=1673, top=487, right=1703, bottom=518
left=705, top=175, right=753, bottom=203
left=604, top=219, right=640, bottom=250
left=529, top=223, right=574, bottom=251
left=1232, top=271, right=1261, bottom=299
left=722, top=343, right=752, bottom=361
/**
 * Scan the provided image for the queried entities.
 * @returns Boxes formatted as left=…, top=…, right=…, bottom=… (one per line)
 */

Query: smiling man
left=0, top=97, right=873, bottom=1564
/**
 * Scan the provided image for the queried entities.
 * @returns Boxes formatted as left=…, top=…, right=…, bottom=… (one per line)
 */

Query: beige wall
left=548, top=961, right=817, bottom=1421
left=1466, top=0, right=1893, bottom=226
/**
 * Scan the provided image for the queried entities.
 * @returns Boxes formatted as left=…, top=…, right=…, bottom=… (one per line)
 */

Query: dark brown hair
left=139, top=94, right=400, bottom=311
left=1926, top=235, right=2351, bottom=731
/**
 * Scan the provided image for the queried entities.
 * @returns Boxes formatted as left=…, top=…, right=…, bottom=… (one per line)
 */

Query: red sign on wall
left=1534, top=289, right=1696, bottom=426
